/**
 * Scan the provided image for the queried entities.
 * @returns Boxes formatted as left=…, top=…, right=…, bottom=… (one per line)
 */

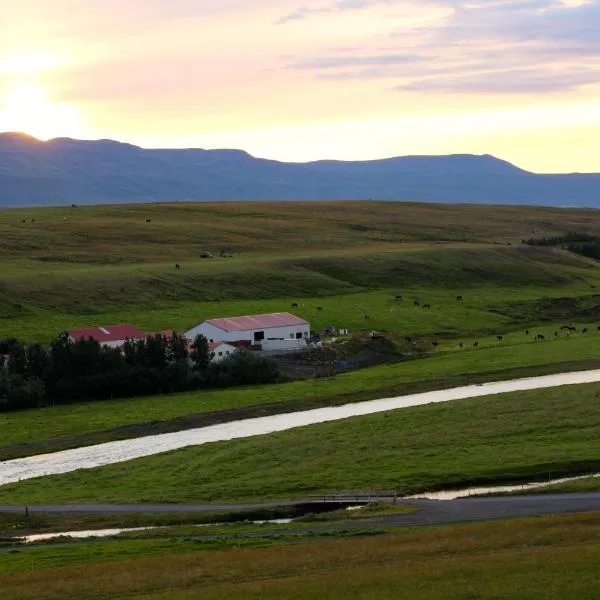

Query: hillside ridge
left=1, top=133, right=598, bottom=208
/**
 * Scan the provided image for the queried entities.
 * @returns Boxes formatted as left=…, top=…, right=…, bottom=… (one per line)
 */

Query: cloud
left=283, top=0, right=600, bottom=93
left=289, top=52, right=427, bottom=69
left=400, top=68, right=600, bottom=93
left=275, top=0, right=377, bottom=24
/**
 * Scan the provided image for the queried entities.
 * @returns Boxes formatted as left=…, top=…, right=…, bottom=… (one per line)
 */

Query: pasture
left=2, top=200, right=600, bottom=344
left=2, top=332, right=600, bottom=461
left=1, top=382, right=599, bottom=504
left=1, top=512, right=600, bottom=599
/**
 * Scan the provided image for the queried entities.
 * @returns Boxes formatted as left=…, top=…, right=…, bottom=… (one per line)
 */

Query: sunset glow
left=1, top=0, right=599, bottom=172
left=0, top=82, right=84, bottom=140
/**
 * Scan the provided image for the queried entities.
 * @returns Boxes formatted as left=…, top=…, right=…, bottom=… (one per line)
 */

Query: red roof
left=229, top=340, right=252, bottom=349
left=207, top=312, right=308, bottom=333
left=68, top=324, right=146, bottom=344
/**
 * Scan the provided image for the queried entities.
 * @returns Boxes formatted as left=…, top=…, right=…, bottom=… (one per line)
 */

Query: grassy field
left=3, top=333, right=600, bottom=460
left=3, top=200, right=600, bottom=342
left=1, top=382, right=599, bottom=504
left=1, top=512, right=600, bottom=599
left=2, top=245, right=600, bottom=342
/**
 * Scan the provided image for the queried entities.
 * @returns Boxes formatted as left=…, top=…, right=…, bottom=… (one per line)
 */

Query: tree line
left=0, top=333, right=279, bottom=413
left=523, top=232, right=600, bottom=261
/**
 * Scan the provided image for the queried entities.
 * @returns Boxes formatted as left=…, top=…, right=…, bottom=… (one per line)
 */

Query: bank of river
left=2, top=369, right=600, bottom=487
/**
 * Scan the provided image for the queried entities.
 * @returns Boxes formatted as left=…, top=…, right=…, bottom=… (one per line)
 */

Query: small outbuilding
left=209, top=342, right=237, bottom=362
left=185, top=312, right=310, bottom=345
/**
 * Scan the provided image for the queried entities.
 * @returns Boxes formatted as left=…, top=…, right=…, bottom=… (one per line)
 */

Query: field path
left=2, top=369, right=600, bottom=487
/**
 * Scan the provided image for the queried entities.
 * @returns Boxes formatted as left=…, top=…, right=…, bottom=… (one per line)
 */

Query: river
left=2, top=368, right=600, bottom=486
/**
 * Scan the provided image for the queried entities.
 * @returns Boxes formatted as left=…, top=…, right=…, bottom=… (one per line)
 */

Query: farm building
left=185, top=312, right=310, bottom=346
left=68, top=324, right=146, bottom=349
left=209, top=342, right=237, bottom=362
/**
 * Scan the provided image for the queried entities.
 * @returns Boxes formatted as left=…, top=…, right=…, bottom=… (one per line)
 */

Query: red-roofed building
left=185, top=312, right=310, bottom=346
left=68, top=324, right=146, bottom=349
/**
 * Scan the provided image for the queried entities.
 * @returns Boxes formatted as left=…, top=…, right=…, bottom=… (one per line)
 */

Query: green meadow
left=1, top=382, right=599, bottom=504
left=2, top=512, right=600, bottom=599
left=2, top=332, right=600, bottom=460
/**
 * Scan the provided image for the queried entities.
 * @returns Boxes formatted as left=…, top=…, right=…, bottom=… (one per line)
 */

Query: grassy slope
left=3, top=245, right=599, bottom=343
left=1, top=382, right=599, bottom=504
left=1, top=513, right=600, bottom=599
left=3, top=333, right=600, bottom=460
left=3, top=200, right=600, bottom=342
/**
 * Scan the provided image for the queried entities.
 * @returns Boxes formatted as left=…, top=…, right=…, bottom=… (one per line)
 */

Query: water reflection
left=407, top=473, right=600, bottom=500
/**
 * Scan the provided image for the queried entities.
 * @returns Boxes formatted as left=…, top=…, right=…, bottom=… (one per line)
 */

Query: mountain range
left=1, top=132, right=599, bottom=208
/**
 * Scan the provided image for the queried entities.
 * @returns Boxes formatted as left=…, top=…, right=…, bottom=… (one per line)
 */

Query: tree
left=190, top=335, right=211, bottom=372
left=167, top=333, right=189, bottom=363
left=48, top=332, right=75, bottom=381
left=26, top=344, right=49, bottom=380
left=7, top=343, right=27, bottom=377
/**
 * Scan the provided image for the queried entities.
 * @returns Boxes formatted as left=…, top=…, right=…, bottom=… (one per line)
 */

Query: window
left=296, top=332, right=303, bottom=339
left=209, top=339, right=214, bottom=343
left=254, top=331, right=265, bottom=342
left=218, top=352, right=223, bottom=356
left=290, top=332, right=295, bottom=338
left=226, top=351, right=230, bottom=355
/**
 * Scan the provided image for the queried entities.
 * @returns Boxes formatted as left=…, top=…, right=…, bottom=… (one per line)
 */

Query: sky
left=0, top=0, right=599, bottom=172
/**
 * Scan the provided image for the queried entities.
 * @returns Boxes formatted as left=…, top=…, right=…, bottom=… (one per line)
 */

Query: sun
left=0, top=81, right=84, bottom=140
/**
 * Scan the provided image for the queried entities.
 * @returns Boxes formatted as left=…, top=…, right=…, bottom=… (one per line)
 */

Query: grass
left=3, top=200, right=600, bottom=342
left=2, top=382, right=600, bottom=504
left=3, top=244, right=600, bottom=343
left=0, top=508, right=304, bottom=538
left=1, top=512, right=600, bottom=599
left=3, top=332, right=600, bottom=460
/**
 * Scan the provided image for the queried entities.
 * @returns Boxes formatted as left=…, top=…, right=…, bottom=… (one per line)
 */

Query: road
left=3, top=368, right=600, bottom=486
left=1, top=494, right=600, bottom=545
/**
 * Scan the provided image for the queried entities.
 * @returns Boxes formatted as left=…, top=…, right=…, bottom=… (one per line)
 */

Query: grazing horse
left=582, top=328, right=588, bottom=333
left=394, top=295, right=402, bottom=302
left=473, top=341, right=479, bottom=347
left=405, top=336, right=413, bottom=343
left=525, top=329, right=529, bottom=335
left=146, top=218, right=152, bottom=223
left=317, top=306, right=323, bottom=312
left=497, top=335, right=503, bottom=342
left=414, top=300, right=420, bottom=306
left=175, top=264, right=181, bottom=271
left=291, top=303, right=299, bottom=308
left=364, top=313, right=370, bottom=320
left=456, top=295, right=463, bottom=301
left=535, top=334, right=545, bottom=341
left=423, top=304, right=431, bottom=309
left=432, top=341, right=439, bottom=347
left=459, top=342, right=464, bottom=348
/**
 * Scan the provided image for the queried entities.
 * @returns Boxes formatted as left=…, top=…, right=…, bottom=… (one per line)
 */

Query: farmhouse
left=185, top=312, right=310, bottom=346
left=68, top=324, right=146, bottom=349
left=210, top=342, right=237, bottom=361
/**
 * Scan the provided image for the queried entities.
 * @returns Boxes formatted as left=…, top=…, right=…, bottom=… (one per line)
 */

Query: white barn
left=185, top=312, right=310, bottom=345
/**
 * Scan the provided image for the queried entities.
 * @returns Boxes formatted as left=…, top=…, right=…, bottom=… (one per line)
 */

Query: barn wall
left=186, top=322, right=310, bottom=344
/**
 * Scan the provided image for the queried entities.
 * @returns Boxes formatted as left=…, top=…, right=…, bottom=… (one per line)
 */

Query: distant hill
left=1, top=133, right=599, bottom=208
